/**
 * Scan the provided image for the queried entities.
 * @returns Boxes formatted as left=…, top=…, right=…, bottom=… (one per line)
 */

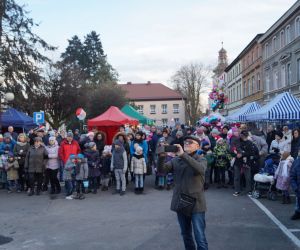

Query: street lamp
left=0, top=91, right=15, bottom=133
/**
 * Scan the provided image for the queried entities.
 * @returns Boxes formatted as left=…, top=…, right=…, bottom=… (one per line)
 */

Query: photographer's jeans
left=177, top=212, right=208, bottom=250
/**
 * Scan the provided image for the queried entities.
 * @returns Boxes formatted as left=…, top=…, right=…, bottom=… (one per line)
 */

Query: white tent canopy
left=226, top=102, right=261, bottom=122
left=245, top=92, right=300, bottom=121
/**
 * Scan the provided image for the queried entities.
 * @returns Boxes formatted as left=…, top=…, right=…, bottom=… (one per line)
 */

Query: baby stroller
left=251, top=154, right=280, bottom=200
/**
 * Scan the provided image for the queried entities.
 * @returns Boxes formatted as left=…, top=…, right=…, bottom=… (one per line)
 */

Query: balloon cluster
left=209, top=85, right=227, bottom=112
left=199, top=113, right=225, bottom=128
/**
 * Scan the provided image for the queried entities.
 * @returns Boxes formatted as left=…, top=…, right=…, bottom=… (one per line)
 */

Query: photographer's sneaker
left=65, top=195, right=73, bottom=200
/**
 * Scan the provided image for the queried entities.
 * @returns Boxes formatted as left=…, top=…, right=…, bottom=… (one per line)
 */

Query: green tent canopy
left=121, top=104, right=154, bottom=125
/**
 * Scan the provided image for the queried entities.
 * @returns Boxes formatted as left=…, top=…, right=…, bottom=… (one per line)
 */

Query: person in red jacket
left=59, top=132, right=81, bottom=166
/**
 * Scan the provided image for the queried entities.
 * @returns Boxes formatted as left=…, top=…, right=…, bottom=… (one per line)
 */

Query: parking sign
left=33, top=111, right=45, bottom=124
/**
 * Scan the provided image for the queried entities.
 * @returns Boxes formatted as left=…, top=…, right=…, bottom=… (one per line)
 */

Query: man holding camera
left=162, top=135, right=208, bottom=250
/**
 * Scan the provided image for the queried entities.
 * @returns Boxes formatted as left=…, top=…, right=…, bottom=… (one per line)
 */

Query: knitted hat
left=87, top=131, right=94, bottom=138
left=176, top=130, right=184, bottom=137
left=211, top=128, right=220, bottom=135
left=135, top=146, right=143, bottom=154
left=34, top=136, right=43, bottom=142
left=201, top=140, right=210, bottom=148
left=159, top=137, right=166, bottom=143
left=3, top=133, right=11, bottom=139
left=48, top=131, right=55, bottom=137
left=49, top=136, right=56, bottom=142
left=88, top=142, right=96, bottom=149
left=231, top=127, right=238, bottom=133
left=66, top=132, right=73, bottom=138
left=77, top=154, right=85, bottom=159
left=216, top=138, right=224, bottom=144
left=69, top=154, right=77, bottom=159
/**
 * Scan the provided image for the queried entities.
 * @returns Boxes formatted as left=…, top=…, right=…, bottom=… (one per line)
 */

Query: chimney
left=127, top=82, right=132, bottom=85
left=146, top=81, right=151, bottom=85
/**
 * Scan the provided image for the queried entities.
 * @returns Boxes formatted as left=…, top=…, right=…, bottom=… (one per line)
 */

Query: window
left=297, top=59, right=300, bottom=81
left=273, top=69, right=278, bottom=89
left=173, top=104, right=179, bottom=114
left=137, top=105, right=144, bottom=115
left=286, top=25, right=291, bottom=44
left=252, top=76, right=256, bottom=93
left=287, top=63, right=291, bottom=85
left=272, top=36, right=277, bottom=53
left=248, top=79, right=251, bottom=95
left=280, top=30, right=285, bottom=48
left=161, top=104, right=167, bottom=114
left=295, top=17, right=300, bottom=37
left=265, top=43, right=269, bottom=58
left=150, top=105, right=156, bottom=114
left=257, top=73, right=261, bottom=91
left=281, top=65, right=286, bottom=87
left=174, top=118, right=179, bottom=123
left=265, top=71, right=270, bottom=92
left=162, top=119, right=168, bottom=127
left=243, top=81, right=246, bottom=97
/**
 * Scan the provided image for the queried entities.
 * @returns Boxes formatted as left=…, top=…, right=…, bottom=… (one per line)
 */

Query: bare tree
left=172, top=63, right=210, bottom=125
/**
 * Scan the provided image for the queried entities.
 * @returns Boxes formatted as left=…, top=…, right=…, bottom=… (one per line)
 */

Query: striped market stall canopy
left=245, top=92, right=300, bottom=121
left=239, top=102, right=261, bottom=121
left=226, top=102, right=261, bottom=122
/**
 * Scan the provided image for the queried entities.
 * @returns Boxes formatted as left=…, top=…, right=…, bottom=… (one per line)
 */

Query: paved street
left=0, top=177, right=299, bottom=250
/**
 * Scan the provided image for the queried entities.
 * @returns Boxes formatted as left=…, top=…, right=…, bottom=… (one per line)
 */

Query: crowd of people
left=1, top=122, right=300, bottom=219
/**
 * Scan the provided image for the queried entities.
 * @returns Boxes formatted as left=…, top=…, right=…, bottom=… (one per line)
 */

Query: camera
left=164, top=145, right=179, bottom=153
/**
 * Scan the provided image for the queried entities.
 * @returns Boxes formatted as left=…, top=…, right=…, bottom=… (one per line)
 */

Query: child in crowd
left=275, top=151, right=294, bottom=204
left=84, top=142, right=101, bottom=194
left=6, top=153, right=20, bottom=193
left=64, top=154, right=76, bottom=200
left=111, top=140, right=128, bottom=196
left=74, top=154, right=88, bottom=200
left=101, top=147, right=112, bottom=191
left=0, top=145, right=10, bottom=190
left=131, top=146, right=147, bottom=194
left=156, top=137, right=167, bottom=190
left=214, top=138, right=232, bottom=188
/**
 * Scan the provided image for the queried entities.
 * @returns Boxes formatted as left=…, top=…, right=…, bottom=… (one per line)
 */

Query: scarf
left=17, top=141, right=27, bottom=147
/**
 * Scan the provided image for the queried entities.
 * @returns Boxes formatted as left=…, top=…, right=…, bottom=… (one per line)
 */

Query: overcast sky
left=19, top=0, right=297, bottom=86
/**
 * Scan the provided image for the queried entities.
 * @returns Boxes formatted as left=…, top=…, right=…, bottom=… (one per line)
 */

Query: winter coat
left=0, top=140, right=16, bottom=154
left=213, top=143, right=231, bottom=168
left=130, top=154, right=147, bottom=175
left=13, top=142, right=30, bottom=167
left=101, top=156, right=111, bottom=175
left=163, top=152, right=207, bottom=213
left=58, top=139, right=81, bottom=164
left=6, top=160, right=19, bottom=180
left=275, top=157, right=293, bottom=191
left=112, top=132, right=130, bottom=155
left=75, top=159, right=89, bottom=180
left=25, top=145, right=48, bottom=173
left=266, top=131, right=276, bottom=149
left=45, top=144, right=60, bottom=170
left=291, top=137, right=300, bottom=159
left=235, top=139, right=259, bottom=169
left=269, top=139, right=290, bottom=154
left=94, top=131, right=106, bottom=155
left=149, top=132, right=161, bottom=153
left=84, top=149, right=101, bottom=177
left=290, top=158, right=300, bottom=196
left=64, top=158, right=76, bottom=180
left=111, top=147, right=128, bottom=171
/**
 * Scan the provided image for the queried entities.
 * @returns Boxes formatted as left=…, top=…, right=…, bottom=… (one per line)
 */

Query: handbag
left=174, top=167, right=196, bottom=217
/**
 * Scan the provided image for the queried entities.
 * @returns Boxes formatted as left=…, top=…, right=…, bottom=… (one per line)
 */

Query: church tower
left=213, top=43, right=228, bottom=78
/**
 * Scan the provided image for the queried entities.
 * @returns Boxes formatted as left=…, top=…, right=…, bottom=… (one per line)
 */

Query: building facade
left=241, top=34, right=264, bottom=105
left=260, top=1, right=300, bottom=102
left=224, top=59, right=243, bottom=115
left=119, top=82, right=186, bottom=127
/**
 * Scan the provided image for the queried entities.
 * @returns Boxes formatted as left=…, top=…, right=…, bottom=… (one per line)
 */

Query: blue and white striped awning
left=245, top=92, right=300, bottom=121
left=239, top=102, right=261, bottom=121
left=226, top=102, right=261, bottom=122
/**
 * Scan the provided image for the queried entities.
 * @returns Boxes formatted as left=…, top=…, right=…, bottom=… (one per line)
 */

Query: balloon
left=76, top=108, right=86, bottom=120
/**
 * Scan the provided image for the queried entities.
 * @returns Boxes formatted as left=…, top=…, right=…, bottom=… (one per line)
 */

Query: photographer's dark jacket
left=163, top=152, right=207, bottom=213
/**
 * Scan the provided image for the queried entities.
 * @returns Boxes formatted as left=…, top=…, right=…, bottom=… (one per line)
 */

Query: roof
left=0, top=108, right=37, bottom=130
left=87, top=106, right=138, bottom=127
left=225, top=34, right=263, bottom=72
left=258, top=1, right=300, bottom=43
left=121, top=105, right=154, bottom=125
left=119, top=82, right=184, bottom=101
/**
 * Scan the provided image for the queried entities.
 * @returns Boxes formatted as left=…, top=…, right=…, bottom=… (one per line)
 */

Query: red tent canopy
left=87, top=106, right=138, bottom=144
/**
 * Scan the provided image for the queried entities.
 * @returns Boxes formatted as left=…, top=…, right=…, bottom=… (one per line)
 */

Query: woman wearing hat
left=25, top=137, right=48, bottom=196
